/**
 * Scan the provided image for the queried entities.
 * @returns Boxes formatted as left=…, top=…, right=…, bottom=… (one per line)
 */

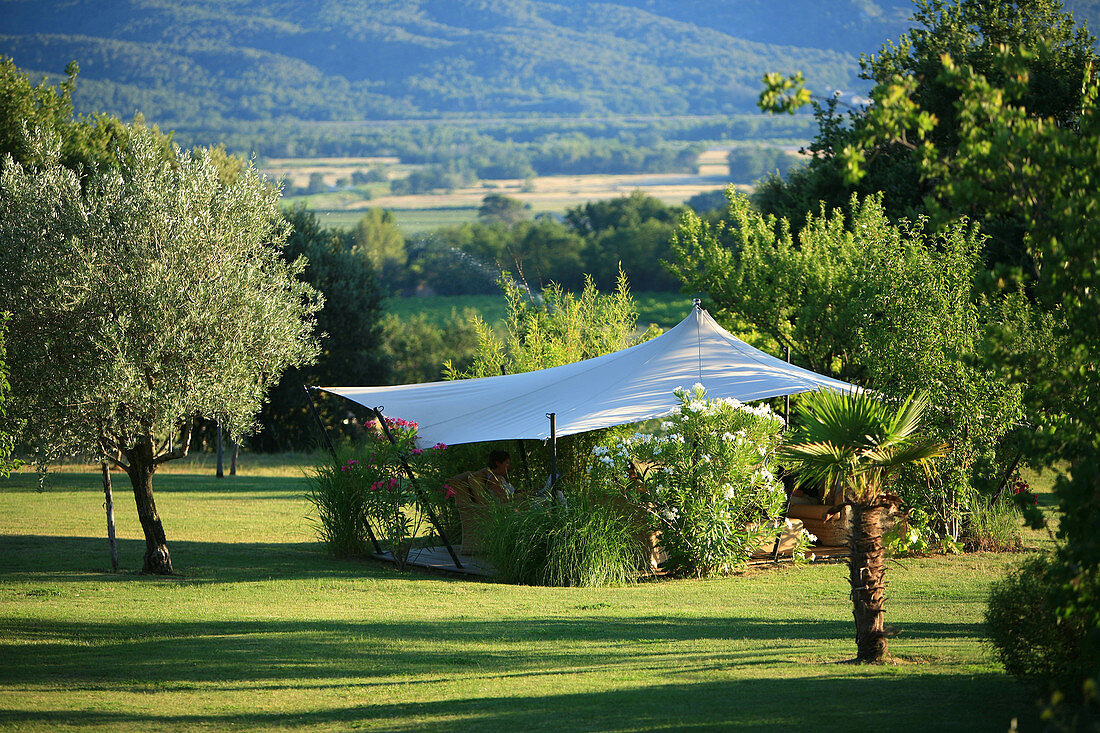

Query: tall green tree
left=254, top=207, right=388, bottom=452
left=0, top=315, right=19, bottom=478
left=757, top=0, right=1095, bottom=273
left=0, top=125, right=320, bottom=573
left=780, top=389, right=947, bottom=663
left=836, top=44, right=1100, bottom=698
left=667, top=191, right=1024, bottom=534
left=477, top=194, right=531, bottom=225
left=352, top=208, right=406, bottom=290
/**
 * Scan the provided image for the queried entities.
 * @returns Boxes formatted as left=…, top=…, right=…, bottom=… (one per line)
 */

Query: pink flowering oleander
left=432, top=443, right=447, bottom=450
left=410, top=448, right=423, bottom=455
left=384, top=417, right=419, bottom=429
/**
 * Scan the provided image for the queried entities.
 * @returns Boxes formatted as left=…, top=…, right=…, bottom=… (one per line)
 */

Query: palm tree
left=780, top=388, right=947, bottom=663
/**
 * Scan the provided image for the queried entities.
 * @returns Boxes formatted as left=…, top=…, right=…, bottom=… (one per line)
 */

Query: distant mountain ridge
left=1, top=0, right=1096, bottom=129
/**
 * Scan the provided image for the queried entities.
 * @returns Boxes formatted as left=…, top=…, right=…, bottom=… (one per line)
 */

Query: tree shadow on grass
left=0, top=667, right=1033, bottom=732
left=0, top=533, right=401, bottom=583
left=1, top=471, right=308, bottom=494
left=0, top=611, right=995, bottom=689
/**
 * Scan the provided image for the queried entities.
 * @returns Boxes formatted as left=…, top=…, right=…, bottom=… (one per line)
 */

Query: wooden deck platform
left=373, top=546, right=497, bottom=577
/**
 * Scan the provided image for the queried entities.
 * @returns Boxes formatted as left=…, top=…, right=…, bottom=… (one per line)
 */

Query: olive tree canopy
left=0, top=125, right=321, bottom=572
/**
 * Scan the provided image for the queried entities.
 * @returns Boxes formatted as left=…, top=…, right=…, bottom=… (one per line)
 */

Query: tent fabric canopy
left=320, top=307, right=854, bottom=447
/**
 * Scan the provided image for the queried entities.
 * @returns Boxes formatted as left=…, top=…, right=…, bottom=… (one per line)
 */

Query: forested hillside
left=0, top=0, right=911, bottom=128
left=3, top=0, right=1095, bottom=156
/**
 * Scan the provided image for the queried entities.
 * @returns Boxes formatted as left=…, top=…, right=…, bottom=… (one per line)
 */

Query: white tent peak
left=319, top=307, right=854, bottom=446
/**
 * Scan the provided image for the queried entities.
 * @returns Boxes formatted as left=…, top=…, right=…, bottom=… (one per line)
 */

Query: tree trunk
left=848, top=503, right=888, bottom=662
left=101, top=461, right=119, bottom=572
left=125, top=438, right=173, bottom=574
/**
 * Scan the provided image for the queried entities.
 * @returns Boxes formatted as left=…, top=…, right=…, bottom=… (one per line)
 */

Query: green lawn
left=0, top=464, right=1054, bottom=731
left=385, top=291, right=697, bottom=333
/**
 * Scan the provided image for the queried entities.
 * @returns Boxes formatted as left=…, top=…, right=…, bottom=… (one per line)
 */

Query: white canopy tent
left=320, top=306, right=854, bottom=446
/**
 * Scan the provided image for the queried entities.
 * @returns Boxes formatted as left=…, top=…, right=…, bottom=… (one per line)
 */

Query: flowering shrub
left=588, top=384, right=787, bottom=576
left=306, top=417, right=456, bottom=567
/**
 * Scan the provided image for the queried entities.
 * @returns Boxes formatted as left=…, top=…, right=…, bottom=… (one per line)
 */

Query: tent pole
left=546, top=412, right=558, bottom=487
left=302, top=384, right=339, bottom=462
left=372, top=406, right=464, bottom=570
left=784, top=346, right=791, bottom=423
left=304, top=385, right=383, bottom=555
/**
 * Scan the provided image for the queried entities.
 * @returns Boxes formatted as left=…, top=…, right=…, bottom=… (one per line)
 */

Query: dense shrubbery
left=305, top=419, right=457, bottom=566
left=986, top=555, right=1100, bottom=700
left=588, top=385, right=789, bottom=576
left=478, top=385, right=791, bottom=584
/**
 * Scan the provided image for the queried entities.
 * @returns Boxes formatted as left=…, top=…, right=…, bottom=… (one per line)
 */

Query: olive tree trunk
left=848, top=503, right=888, bottom=662
left=124, top=437, right=173, bottom=574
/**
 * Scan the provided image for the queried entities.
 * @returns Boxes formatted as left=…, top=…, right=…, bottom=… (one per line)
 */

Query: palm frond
left=781, top=388, right=943, bottom=502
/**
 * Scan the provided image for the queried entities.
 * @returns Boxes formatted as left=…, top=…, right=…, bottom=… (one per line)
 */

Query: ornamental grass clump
left=305, top=450, right=371, bottom=558
left=588, top=384, right=788, bottom=576
left=481, top=483, right=646, bottom=587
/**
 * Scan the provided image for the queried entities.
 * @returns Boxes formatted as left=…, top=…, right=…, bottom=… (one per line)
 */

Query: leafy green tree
left=352, top=208, right=407, bottom=290
left=0, top=315, right=19, bottom=477
left=836, top=43, right=1100, bottom=699
left=254, top=207, right=388, bottom=452
left=478, top=194, right=530, bottom=225
left=757, top=0, right=1096, bottom=272
left=781, top=389, right=947, bottom=663
left=1, top=58, right=176, bottom=178
left=566, top=191, right=684, bottom=291
left=0, top=57, right=78, bottom=170
left=726, top=144, right=803, bottom=183
left=431, top=219, right=586, bottom=293
left=668, top=191, right=1024, bottom=533
left=450, top=271, right=656, bottom=379
left=0, top=125, right=320, bottom=573
left=380, top=309, right=480, bottom=385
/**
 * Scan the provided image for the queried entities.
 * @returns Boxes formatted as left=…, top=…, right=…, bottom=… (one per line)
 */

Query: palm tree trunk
left=848, top=502, right=888, bottom=662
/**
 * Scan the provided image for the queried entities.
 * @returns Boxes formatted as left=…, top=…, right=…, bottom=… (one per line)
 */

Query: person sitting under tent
left=467, top=450, right=517, bottom=501
left=446, top=450, right=520, bottom=554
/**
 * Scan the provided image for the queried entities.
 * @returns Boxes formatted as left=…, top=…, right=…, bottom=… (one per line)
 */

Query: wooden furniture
left=785, top=503, right=852, bottom=547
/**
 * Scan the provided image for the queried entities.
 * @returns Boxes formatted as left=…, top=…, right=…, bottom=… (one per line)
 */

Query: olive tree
left=0, top=126, right=321, bottom=573
left=0, top=315, right=18, bottom=477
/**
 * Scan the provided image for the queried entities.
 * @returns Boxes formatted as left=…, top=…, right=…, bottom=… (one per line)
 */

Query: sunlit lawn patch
left=0, top=463, right=1054, bottom=731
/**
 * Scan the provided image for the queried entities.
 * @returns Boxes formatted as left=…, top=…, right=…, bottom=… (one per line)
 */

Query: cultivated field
left=263, top=149, right=758, bottom=233
left=0, top=460, right=1056, bottom=731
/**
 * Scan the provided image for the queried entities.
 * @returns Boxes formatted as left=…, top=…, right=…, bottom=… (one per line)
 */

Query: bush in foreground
left=986, top=554, right=1099, bottom=700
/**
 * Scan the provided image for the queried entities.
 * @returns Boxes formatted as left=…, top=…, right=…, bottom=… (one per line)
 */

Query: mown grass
left=0, top=463, right=1058, bottom=731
